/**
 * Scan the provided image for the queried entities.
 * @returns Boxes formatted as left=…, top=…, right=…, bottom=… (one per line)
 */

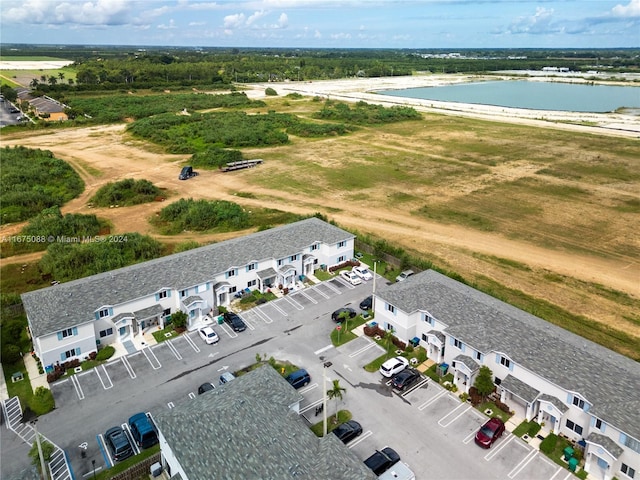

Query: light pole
left=92, top=459, right=96, bottom=480
left=322, top=361, right=333, bottom=436
left=31, top=419, right=48, bottom=480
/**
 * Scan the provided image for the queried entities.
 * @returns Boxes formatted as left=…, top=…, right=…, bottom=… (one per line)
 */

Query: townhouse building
left=21, top=218, right=354, bottom=370
left=373, top=269, right=639, bottom=480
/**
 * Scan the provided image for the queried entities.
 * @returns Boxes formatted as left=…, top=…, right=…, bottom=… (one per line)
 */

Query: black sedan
left=223, top=311, right=247, bottom=332
left=391, top=368, right=421, bottom=391
left=359, top=296, right=373, bottom=310
left=332, top=420, right=363, bottom=444
left=331, top=307, right=357, bottom=322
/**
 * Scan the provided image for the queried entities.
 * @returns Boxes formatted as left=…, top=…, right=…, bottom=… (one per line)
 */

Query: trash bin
left=568, top=457, right=578, bottom=472
left=217, top=315, right=224, bottom=325
left=563, top=446, right=574, bottom=461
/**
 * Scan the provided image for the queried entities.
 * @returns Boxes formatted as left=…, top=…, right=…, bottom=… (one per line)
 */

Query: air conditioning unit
left=150, top=462, right=162, bottom=477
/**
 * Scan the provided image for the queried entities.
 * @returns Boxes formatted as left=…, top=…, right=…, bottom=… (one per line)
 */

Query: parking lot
left=10, top=274, right=576, bottom=480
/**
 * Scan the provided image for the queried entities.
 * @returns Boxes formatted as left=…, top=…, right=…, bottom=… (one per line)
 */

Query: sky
left=0, top=0, right=639, bottom=49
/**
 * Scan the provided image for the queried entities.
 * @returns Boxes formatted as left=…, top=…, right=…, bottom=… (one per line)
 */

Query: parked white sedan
left=379, top=356, right=409, bottom=377
left=340, top=270, right=363, bottom=285
left=352, top=266, right=373, bottom=281
left=198, top=326, right=219, bottom=344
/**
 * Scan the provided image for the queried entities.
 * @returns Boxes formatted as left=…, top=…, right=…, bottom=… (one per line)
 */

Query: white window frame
left=500, top=356, right=511, bottom=368
left=158, top=290, right=168, bottom=299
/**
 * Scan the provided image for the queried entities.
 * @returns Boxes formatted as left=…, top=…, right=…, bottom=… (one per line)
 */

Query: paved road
left=1, top=275, right=570, bottom=480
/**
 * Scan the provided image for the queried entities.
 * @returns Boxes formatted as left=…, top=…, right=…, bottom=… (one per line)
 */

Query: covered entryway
left=133, top=304, right=164, bottom=336
left=499, top=375, right=539, bottom=421
left=536, top=394, right=568, bottom=435
left=584, top=433, right=622, bottom=480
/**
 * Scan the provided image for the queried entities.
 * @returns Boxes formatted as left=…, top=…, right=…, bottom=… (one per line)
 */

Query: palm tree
left=58, top=72, right=65, bottom=83
left=326, top=379, right=346, bottom=423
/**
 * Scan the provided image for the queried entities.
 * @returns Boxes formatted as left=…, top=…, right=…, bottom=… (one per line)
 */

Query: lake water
left=378, top=80, right=640, bottom=113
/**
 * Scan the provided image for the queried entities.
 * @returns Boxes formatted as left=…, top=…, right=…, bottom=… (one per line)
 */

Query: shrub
left=90, top=178, right=162, bottom=207
left=2, top=344, right=22, bottom=364
left=31, top=386, right=55, bottom=414
left=540, top=433, right=558, bottom=454
left=171, top=311, right=188, bottom=329
left=265, top=87, right=278, bottom=96
left=95, top=345, right=115, bottom=361
left=527, top=422, right=542, bottom=437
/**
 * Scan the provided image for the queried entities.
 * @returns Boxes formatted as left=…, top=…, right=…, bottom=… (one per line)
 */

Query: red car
left=475, top=417, right=505, bottom=448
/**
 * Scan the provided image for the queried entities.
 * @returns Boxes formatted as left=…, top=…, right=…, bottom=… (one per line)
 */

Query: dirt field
left=1, top=77, right=638, bottom=356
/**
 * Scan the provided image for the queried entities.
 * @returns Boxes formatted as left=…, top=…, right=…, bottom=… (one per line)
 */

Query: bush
left=540, top=433, right=558, bottom=454
left=90, top=178, right=162, bottom=207
left=171, top=311, right=188, bottom=329
left=30, top=386, right=55, bottom=415
left=527, top=422, right=542, bottom=437
left=2, top=344, right=22, bottom=364
left=95, top=345, right=115, bottom=361
left=265, top=87, right=278, bottom=96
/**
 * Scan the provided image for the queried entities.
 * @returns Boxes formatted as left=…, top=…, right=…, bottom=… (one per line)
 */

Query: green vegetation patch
left=90, top=178, right=163, bottom=207
left=0, top=146, right=84, bottom=225
left=67, top=92, right=265, bottom=123
left=39, top=233, right=163, bottom=283
left=314, top=100, right=421, bottom=124
left=0, top=207, right=103, bottom=258
left=155, top=198, right=249, bottom=234
left=189, top=148, right=244, bottom=169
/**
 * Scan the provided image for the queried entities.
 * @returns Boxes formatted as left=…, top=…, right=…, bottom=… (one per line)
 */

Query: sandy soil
left=1, top=75, right=638, bottom=344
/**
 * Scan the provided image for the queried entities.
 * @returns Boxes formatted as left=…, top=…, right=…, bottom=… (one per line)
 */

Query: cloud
left=276, top=13, right=289, bottom=28
left=611, top=0, right=640, bottom=17
left=330, top=32, right=352, bottom=39
left=247, top=10, right=268, bottom=25
left=157, top=19, right=177, bottom=30
left=224, top=13, right=246, bottom=29
left=506, top=7, right=562, bottom=34
left=3, top=0, right=133, bottom=26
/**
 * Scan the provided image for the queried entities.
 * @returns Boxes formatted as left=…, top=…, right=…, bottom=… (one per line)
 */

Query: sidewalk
left=23, top=353, right=49, bottom=391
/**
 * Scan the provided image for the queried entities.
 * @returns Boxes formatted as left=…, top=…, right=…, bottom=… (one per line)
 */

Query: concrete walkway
left=23, top=353, right=49, bottom=391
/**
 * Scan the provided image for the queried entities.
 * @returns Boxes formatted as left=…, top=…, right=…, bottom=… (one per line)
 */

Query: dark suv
left=364, top=447, right=400, bottom=475
left=391, top=368, right=421, bottom=391
left=223, top=312, right=247, bottom=332
left=104, top=426, right=133, bottom=462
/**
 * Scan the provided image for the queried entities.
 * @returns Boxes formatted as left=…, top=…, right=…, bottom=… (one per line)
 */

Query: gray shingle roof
left=453, top=354, right=480, bottom=374
left=587, top=432, right=624, bottom=459
left=154, top=366, right=376, bottom=480
left=376, top=270, right=640, bottom=440
left=22, top=218, right=354, bottom=338
left=133, top=304, right=163, bottom=319
left=500, top=374, right=540, bottom=403
left=538, top=394, right=569, bottom=414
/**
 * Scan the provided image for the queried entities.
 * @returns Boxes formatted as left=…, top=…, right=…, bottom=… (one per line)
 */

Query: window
left=338, top=241, right=346, bottom=248
left=278, top=259, right=284, bottom=266
left=595, top=418, right=603, bottom=430
left=158, top=290, right=168, bottom=299
left=387, top=304, right=396, bottom=314
left=566, top=419, right=583, bottom=435
left=621, top=433, right=640, bottom=454
left=453, top=338, right=463, bottom=349
left=229, top=286, right=237, bottom=293
left=310, top=244, right=319, bottom=251
left=247, top=263, right=256, bottom=271
left=180, top=289, right=188, bottom=298
left=572, top=396, right=585, bottom=409
left=98, top=308, right=109, bottom=318
left=421, top=333, right=428, bottom=341
left=63, top=348, right=78, bottom=359
left=337, top=255, right=346, bottom=262
left=247, top=279, right=257, bottom=288
left=61, top=328, right=73, bottom=338
left=99, top=328, right=113, bottom=338
left=227, top=269, right=236, bottom=277
left=290, top=255, right=298, bottom=261
left=423, top=314, right=434, bottom=325
left=500, top=356, right=511, bottom=368
left=621, top=463, right=636, bottom=479
left=476, top=351, right=483, bottom=361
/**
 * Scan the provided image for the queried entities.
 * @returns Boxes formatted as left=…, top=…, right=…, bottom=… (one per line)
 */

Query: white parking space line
left=252, top=307, right=274, bottom=324
left=300, top=398, right=324, bottom=414
left=314, top=344, right=334, bottom=355
left=97, top=433, right=114, bottom=467
left=122, top=423, right=140, bottom=455
left=218, top=322, right=238, bottom=338
left=549, top=465, right=566, bottom=480
left=348, top=430, right=373, bottom=449
left=418, top=390, right=447, bottom=410
left=270, top=300, right=289, bottom=317
left=437, top=403, right=471, bottom=427
left=242, top=315, right=256, bottom=331
left=119, top=356, right=136, bottom=378
left=183, top=333, right=200, bottom=353
left=508, top=448, right=538, bottom=478
left=310, top=285, right=330, bottom=299
left=400, top=378, right=429, bottom=397
left=348, top=341, right=376, bottom=358
left=282, top=295, right=304, bottom=310
left=324, top=281, right=342, bottom=295
left=165, top=340, right=182, bottom=360
left=297, top=290, right=318, bottom=304
left=299, top=383, right=319, bottom=394
left=336, top=277, right=356, bottom=289
left=463, top=430, right=477, bottom=444
left=485, top=434, right=515, bottom=461
left=70, top=374, right=85, bottom=400
left=94, top=365, right=113, bottom=389
left=143, top=346, right=162, bottom=369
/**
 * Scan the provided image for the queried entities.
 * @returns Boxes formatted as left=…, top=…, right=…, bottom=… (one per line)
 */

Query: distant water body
left=378, top=80, right=640, bottom=113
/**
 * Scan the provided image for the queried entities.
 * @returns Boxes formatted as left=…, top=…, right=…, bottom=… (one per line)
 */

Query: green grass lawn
left=310, top=410, right=352, bottom=437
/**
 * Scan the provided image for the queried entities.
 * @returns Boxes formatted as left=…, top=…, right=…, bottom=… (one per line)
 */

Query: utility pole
left=322, top=361, right=333, bottom=436
left=32, top=419, right=49, bottom=480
